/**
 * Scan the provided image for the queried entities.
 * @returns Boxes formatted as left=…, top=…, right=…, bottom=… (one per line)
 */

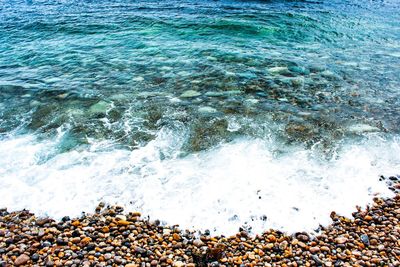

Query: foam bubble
left=0, top=128, right=398, bottom=235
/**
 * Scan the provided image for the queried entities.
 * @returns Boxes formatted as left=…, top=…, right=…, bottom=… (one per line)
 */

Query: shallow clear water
left=1, top=0, right=400, bottom=234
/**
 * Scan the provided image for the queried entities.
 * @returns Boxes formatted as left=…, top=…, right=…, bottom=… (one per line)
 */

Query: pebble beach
left=1, top=1, right=400, bottom=266
left=1, top=177, right=400, bottom=267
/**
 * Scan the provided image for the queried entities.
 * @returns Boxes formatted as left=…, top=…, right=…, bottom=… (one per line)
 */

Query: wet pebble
left=1, top=189, right=400, bottom=267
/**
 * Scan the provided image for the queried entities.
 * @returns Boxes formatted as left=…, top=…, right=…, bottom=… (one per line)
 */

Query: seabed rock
left=347, top=123, right=380, bottom=134
left=180, top=90, right=201, bottom=98
left=89, top=100, right=109, bottom=115
left=198, top=106, right=218, bottom=114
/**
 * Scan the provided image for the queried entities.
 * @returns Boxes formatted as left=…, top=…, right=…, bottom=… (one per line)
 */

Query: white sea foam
left=0, top=128, right=399, bottom=235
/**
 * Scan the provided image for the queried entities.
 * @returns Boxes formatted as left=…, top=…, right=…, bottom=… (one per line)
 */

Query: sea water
left=0, top=0, right=399, bottom=234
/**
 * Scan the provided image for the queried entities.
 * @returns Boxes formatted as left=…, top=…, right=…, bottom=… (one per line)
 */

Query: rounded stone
left=14, top=254, right=30, bottom=266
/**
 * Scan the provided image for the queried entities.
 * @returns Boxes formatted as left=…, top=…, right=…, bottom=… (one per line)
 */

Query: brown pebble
left=193, top=239, right=204, bottom=247
left=14, top=254, right=30, bottom=266
left=335, top=237, right=348, bottom=244
left=173, top=261, right=184, bottom=267
left=117, top=220, right=131, bottom=226
left=297, top=241, right=307, bottom=248
left=364, top=215, right=373, bottom=221
left=36, top=218, right=53, bottom=226
left=267, top=234, right=276, bottom=242
left=321, top=246, right=330, bottom=252
left=265, top=243, right=274, bottom=249
left=71, top=237, right=80, bottom=243
left=297, top=234, right=309, bottom=242
left=173, top=233, right=181, bottom=241
left=81, top=237, right=91, bottom=245
left=279, top=241, right=288, bottom=250
left=370, top=239, right=378, bottom=245
left=309, top=246, right=320, bottom=254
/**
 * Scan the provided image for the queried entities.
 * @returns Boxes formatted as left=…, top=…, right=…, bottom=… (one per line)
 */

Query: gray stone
left=360, top=234, right=370, bottom=246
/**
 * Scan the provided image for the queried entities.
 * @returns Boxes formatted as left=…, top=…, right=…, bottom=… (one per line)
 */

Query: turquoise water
left=1, top=0, right=400, bottom=233
left=1, top=0, right=399, bottom=151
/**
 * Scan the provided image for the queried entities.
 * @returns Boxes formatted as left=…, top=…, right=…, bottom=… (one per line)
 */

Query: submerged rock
left=29, top=104, right=60, bottom=129
left=205, top=91, right=225, bottom=97
left=205, top=90, right=243, bottom=97
left=291, top=77, right=305, bottom=87
left=29, top=100, right=41, bottom=107
left=285, top=122, right=315, bottom=140
left=288, top=66, right=310, bottom=75
left=224, top=90, right=243, bottom=96
left=56, top=93, right=69, bottom=99
left=189, top=119, right=229, bottom=151
left=347, top=124, right=380, bottom=133
left=321, top=70, right=339, bottom=79
left=109, top=94, right=128, bottom=101
left=255, top=92, right=268, bottom=97
left=180, top=90, right=201, bottom=98
left=309, top=64, right=326, bottom=73
left=198, top=106, right=218, bottom=114
left=132, top=76, right=144, bottom=82
left=89, top=101, right=109, bottom=115
left=244, top=98, right=259, bottom=105
left=268, top=66, right=289, bottom=75
left=137, top=92, right=167, bottom=98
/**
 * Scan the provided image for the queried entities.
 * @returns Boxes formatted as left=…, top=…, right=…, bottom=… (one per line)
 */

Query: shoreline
left=1, top=180, right=400, bottom=266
